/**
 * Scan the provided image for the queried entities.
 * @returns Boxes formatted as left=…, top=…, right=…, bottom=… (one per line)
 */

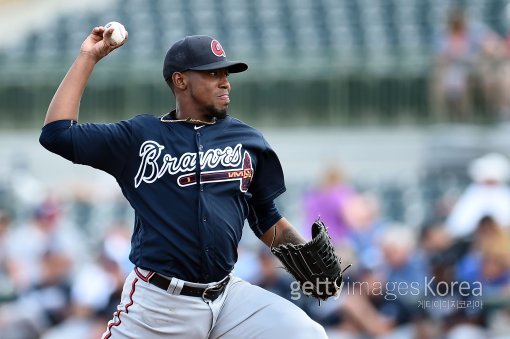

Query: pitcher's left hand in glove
left=270, top=219, right=350, bottom=300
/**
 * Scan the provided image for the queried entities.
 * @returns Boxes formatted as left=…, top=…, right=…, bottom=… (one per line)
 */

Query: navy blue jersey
left=40, top=113, right=285, bottom=282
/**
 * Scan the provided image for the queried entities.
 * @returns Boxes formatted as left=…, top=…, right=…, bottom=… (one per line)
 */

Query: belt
left=148, top=272, right=230, bottom=302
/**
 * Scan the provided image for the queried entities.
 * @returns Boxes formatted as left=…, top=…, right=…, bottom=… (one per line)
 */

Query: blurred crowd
left=0, top=172, right=133, bottom=339
left=432, top=5, right=510, bottom=123
left=1, top=151, right=510, bottom=338
left=298, top=153, right=510, bottom=338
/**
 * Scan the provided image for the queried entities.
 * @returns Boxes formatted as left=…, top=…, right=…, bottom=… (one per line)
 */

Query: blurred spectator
left=42, top=249, right=125, bottom=339
left=0, top=210, right=15, bottom=302
left=333, top=269, right=396, bottom=337
left=485, top=1, right=510, bottom=121
left=456, top=217, right=510, bottom=296
left=330, top=267, right=422, bottom=338
left=325, top=222, right=430, bottom=338
left=8, top=157, right=46, bottom=218
left=0, top=246, right=73, bottom=339
left=303, top=166, right=356, bottom=244
left=378, top=225, right=430, bottom=305
left=101, top=222, right=133, bottom=277
left=432, top=7, right=503, bottom=122
left=342, top=192, right=388, bottom=270
left=446, top=153, right=510, bottom=238
left=418, top=219, right=467, bottom=299
left=419, top=220, right=454, bottom=259
left=433, top=216, right=510, bottom=337
left=476, top=228, right=510, bottom=300
left=254, top=247, right=295, bottom=302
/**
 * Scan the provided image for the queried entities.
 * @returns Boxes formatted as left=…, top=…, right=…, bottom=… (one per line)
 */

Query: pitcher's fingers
left=103, top=27, right=114, bottom=39
left=92, top=26, right=105, bottom=37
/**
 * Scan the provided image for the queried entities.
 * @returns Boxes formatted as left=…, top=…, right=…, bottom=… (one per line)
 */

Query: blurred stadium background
left=2, top=0, right=510, bottom=338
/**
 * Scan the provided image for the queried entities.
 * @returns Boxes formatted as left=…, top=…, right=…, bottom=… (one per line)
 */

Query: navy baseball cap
left=163, top=35, right=248, bottom=81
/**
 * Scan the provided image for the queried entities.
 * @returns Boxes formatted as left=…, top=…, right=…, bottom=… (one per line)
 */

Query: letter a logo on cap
left=211, top=40, right=226, bottom=57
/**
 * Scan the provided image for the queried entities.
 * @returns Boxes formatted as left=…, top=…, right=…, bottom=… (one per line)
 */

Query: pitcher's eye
left=209, top=70, right=229, bottom=77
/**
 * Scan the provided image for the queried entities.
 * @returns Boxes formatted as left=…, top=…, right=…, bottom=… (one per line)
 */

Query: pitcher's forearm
left=261, top=218, right=306, bottom=247
left=44, top=52, right=98, bottom=125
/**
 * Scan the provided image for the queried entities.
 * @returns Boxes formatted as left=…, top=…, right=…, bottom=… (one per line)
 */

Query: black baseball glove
left=270, top=219, right=349, bottom=300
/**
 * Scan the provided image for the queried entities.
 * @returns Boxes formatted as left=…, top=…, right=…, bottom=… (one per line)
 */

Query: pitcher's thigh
left=210, top=280, right=327, bottom=339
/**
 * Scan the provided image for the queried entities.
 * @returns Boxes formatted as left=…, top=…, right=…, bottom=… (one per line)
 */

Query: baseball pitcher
left=39, top=25, right=347, bottom=338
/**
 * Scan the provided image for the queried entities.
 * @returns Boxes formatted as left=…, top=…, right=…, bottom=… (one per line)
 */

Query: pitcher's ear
left=172, top=72, right=187, bottom=91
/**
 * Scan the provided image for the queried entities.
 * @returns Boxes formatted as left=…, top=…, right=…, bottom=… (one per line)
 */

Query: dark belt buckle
left=202, top=279, right=228, bottom=302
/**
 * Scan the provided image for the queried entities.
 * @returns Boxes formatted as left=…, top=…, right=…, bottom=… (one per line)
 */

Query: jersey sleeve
left=248, top=199, right=283, bottom=238
left=40, top=119, right=133, bottom=178
left=248, top=139, right=286, bottom=204
left=72, top=120, right=133, bottom=177
left=39, top=120, right=75, bottom=161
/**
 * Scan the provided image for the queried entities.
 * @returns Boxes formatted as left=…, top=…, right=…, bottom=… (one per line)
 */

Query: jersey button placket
left=196, top=129, right=210, bottom=280
left=196, top=131, right=203, bottom=187
left=195, top=131, right=203, bottom=193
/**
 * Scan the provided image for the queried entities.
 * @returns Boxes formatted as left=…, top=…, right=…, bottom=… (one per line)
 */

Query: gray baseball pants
left=101, top=268, right=327, bottom=338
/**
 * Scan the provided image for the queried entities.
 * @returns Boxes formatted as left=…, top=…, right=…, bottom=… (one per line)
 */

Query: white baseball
left=104, top=21, right=126, bottom=46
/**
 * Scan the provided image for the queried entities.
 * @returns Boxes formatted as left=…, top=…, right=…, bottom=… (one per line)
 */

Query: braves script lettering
left=134, top=141, right=243, bottom=188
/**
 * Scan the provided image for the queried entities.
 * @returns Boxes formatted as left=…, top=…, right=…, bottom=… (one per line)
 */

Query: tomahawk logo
left=178, top=151, right=253, bottom=192
left=134, top=141, right=253, bottom=191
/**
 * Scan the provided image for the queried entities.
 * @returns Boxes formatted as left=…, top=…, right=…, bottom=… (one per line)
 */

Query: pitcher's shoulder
left=225, top=116, right=262, bottom=135
left=126, top=113, right=163, bottom=126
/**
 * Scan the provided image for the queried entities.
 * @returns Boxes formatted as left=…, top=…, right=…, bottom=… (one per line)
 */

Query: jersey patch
left=134, top=141, right=252, bottom=191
